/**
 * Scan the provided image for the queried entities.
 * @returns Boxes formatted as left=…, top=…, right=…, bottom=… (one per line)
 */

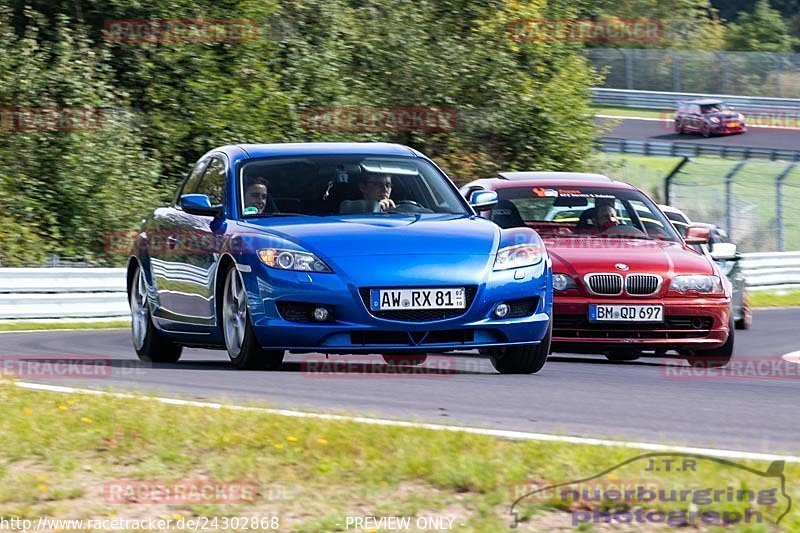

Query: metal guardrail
left=0, top=268, right=128, bottom=320
left=0, top=268, right=125, bottom=293
left=739, top=252, right=800, bottom=292
left=1, top=259, right=798, bottom=321
left=592, top=88, right=800, bottom=111
left=598, top=138, right=800, bottom=162
left=586, top=49, right=800, bottom=98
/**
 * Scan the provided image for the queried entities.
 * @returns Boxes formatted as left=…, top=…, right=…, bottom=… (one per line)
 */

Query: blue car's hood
left=242, top=215, right=500, bottom=258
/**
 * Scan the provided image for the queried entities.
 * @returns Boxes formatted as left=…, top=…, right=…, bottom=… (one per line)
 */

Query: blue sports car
left=127, top=143, right=552, bottom=373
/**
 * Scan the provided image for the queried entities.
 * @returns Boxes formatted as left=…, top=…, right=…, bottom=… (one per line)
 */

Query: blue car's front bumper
left=239, top=255, right=552, bottom=353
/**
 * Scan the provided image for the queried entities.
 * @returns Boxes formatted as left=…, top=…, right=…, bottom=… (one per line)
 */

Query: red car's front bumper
left=552, top=296, right=730, bottom=352
left=713, top=124, right=746, bottom=135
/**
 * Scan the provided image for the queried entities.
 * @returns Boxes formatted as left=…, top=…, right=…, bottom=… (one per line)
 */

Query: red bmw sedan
left=461, top=172, right=733, bottom=367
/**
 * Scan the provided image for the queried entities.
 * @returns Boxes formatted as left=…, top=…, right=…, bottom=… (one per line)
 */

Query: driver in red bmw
left=593, top=203, right=646, bottom=238
left=595, top=204, right=618, bottom=231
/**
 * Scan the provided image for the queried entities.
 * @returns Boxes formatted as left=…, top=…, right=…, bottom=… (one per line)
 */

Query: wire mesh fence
left=586, top=48, right=800, bottom=98
left=666, top=159, right=800, bottom=252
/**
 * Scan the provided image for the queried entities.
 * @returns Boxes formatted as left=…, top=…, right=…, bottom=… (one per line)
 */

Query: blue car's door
left=149, top=157, right=209, bottom=324
left=166, top=154, right=229, bottom=326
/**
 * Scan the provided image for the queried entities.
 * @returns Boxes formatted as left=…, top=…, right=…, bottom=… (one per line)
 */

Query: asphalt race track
left=1, top=308, right=799, bottom=455
left=596, top=116, right=800, bottom=151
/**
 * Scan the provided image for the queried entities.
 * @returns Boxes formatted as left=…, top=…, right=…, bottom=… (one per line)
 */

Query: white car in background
left=659, top=204, right=751, bottom=330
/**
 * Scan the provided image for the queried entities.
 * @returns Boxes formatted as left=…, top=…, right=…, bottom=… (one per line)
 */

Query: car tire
left=734, top=317, right=753, bottom=330
left=222, top=267, right=284, bottom=370
left=687, top=318, right=734, bottom=368
left=129, top=264, right=182, bottom=363
left=490, top=323, right=551, bottom=374
left=674, top=120, right=684, bottom=134
left=735, top=293, right=752, bottom=330
left=604, top=350, right=641, bottom=362
left=701, top=123, right=712, bottom=138
left=382, top=354, right=428, bottom=366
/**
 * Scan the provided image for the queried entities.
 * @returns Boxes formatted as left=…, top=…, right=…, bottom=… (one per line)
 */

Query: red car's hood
left=545, top=237, right=714, bottom=277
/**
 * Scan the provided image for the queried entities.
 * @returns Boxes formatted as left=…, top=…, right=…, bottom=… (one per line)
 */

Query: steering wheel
left=395, top=200, right=423, bottom=208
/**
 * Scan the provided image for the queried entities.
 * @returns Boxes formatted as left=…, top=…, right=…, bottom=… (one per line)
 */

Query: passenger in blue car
left=359, top=172, right=396, bottom=212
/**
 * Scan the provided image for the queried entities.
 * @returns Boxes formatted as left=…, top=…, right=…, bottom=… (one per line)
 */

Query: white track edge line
left=781, top=351, right=800, bottom=365
left=12, top=381, right=800, bottom=463
left=0, top=325, right=130, bottom=334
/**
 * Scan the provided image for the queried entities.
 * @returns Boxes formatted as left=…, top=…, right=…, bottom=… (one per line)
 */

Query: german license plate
left=589, top=304, right=663, bottom=322
left=370, top=288, right=466, bottom=311
left=727, top=121, right=740, bottom=127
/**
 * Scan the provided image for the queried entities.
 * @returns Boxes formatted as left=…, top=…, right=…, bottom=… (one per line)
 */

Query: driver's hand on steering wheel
left=379, top=198, right=396, bottom=211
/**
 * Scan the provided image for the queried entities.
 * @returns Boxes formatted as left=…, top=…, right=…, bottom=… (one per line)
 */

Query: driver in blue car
left=359, top=172, right=396, bottom=212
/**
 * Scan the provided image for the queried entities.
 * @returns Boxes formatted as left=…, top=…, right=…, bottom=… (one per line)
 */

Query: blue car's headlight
left=493, top=244, right=544, bottom=271
left=258, top=248, right=332, bottom=273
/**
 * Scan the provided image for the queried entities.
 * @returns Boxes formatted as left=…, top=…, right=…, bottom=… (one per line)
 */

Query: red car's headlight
left=553, top=273, right=577, bottom=291
left=669, top=275, right=723, bottom=294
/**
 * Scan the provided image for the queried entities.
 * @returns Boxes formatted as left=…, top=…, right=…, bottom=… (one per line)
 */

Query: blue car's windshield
left=239, top=155, right=468, bottom=217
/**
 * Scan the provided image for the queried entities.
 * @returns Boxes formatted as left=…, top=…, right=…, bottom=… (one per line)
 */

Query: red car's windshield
left=493, top=186, right=682, bottom=243
left=700, top=103, right=730, bottom=114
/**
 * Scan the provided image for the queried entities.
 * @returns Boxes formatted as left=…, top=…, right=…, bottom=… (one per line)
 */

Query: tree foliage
left=0, top=0, right=599, bottom=265
left=724, top=0, right=796, bottom=52
left=592, top=0, right=726, bottom=50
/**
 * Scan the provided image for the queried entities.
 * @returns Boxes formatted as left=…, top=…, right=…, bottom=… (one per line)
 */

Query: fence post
left=621, top=49, right=633, bottom=89
left=775, top=162, right=797, bottom=252
left=664, top=156, right=690, bottom=205
left=719, top=52, right=729, bottom=94
left=724, top=160, right=748, bottom=240
left=672, top=51, right=681, bottom=92
left=772, top=53, right=782, bottom=98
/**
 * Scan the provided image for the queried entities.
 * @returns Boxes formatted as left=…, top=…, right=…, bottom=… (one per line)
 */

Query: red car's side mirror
left=685, top=225, right=711, bottom=245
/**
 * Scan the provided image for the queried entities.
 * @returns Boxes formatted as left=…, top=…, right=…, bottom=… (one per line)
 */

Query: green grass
left=0, top=320, right=130, bottom=332
left=592, top=153, right=800, bottom=252
left=750, top=290, right=800, bottom=308
left=0, top=382, right=797, bottom=531
left=591, top=105, right=667, bottom=119
left=591, top=152, right=684, bottom=200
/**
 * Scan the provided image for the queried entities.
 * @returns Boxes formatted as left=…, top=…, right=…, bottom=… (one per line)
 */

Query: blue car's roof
left=227, top=142, right=421, bottom=160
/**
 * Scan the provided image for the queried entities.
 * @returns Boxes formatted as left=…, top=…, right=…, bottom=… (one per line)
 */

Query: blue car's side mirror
left=180, top=194, right=223, bottom=217
left=469, top=189, right=498, bottom=211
